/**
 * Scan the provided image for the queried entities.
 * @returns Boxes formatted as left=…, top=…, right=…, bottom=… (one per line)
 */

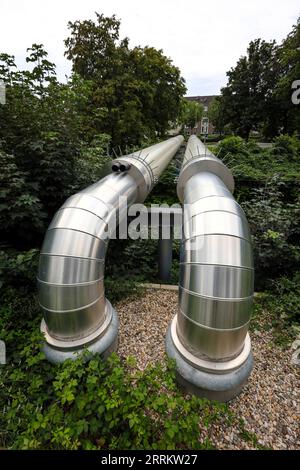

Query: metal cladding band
left=38, top=136, right=184, bottom=360
left=175, top=135, right=254, bottom=364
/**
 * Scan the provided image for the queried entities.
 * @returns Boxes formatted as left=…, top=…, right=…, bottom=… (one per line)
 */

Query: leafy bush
left=29, top=131, right=79, bottom=215
left=245, top=139, right=261, bottom=154
left=147, top=160, right=180, bottom=206
left=252, top=272, right=300, bottom=347
left=0, top=249, right=39, bottom=290
left=0, top=249, right=228, bottom=450
left=0, top=150, right=46, bottom=244
left=214, top=135, right=300, bottom=204
left=242, top=178, right=300, bottom=288
left=216, top=136, right=247, bottom=159
left=272, top=134, right=300, bottom=160
left=269, top=272, right=300, bottom=325
left=106, top=234, right=181, bottom=286
left=0, top=338, right=228, bottom=450
left=199, top=134, right=224, bottom=143
left=105, top=277, right=143, bottom=303
left=106, top=238, right=157, bottom=282
left=71, top=134, right=112, bottom=192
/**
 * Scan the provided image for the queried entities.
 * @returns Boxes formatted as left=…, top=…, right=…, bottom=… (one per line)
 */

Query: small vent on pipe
left=119, top=162, right=131, bottom=172
left=111, top=162, right=121, bottom=172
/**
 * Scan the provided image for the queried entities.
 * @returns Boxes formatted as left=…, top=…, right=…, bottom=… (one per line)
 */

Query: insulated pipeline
left=38, top=136, right=183, bottom=360
left=176, top=135, right=254, bottom=361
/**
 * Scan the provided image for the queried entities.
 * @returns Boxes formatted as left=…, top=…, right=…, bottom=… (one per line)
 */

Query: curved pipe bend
left=176, top=135, right=254, bottom=361
left=38, top=136, right=183, bottom=352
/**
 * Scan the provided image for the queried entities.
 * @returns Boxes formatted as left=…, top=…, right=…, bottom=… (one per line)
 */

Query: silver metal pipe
left=178, top=135, right=253, bottom=360
left=166, top=135, right=254, bottom=401
left=39, top=136, right=183, bottom=362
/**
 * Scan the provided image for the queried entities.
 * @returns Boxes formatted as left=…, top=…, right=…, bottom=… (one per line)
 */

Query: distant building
left=185, top=95, right=218, bottom=135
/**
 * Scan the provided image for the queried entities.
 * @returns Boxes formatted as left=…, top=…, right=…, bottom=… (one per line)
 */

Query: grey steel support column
left=143, top=207, right=182, bottom=283
left=158, top=228, right=173, bottom=282
left=166, top=135, right=254, bottom=401
left=38, top=136, right=184, bottom=363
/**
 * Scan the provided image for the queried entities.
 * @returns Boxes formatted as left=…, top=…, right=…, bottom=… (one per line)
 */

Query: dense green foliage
left=180, top=99, right=204, bottom=129
left=0, top=44, right=113, bottom=247
left=1, top=254, right=298, bottom=449
left=210, top=19, right=300, bottom=138
left=243, top=181, right=300, bottom=287
left=251, top=272, right=300, bottom=347
left=0, top=14, right=186, bottom=248
left=216, top=135, right=300, bottom=188
left=0, top=351, right=226, bottom=450
left=0, top=264, right=228, bottom=450
left=65, top=13, right=186, bottom=145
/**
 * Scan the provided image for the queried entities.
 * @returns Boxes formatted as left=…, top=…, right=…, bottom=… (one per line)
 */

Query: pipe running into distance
left=166, top=135, right=254, bottom=401
left=38, top=135, right=184, bottom=363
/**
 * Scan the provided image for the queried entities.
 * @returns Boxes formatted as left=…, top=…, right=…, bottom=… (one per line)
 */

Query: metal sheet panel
left=177, top=135, right=254, bottom=361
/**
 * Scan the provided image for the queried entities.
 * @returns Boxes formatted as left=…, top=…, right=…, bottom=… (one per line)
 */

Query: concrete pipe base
left=165, top=315, right=253, bottom=402
left=41, top=306, right=119, bottom=364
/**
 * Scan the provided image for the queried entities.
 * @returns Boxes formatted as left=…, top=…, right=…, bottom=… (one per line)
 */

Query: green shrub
left=71, top=134, right=112, bottom=192
left=245, top=140, right=261, bottom=154
left=213, top=135, right=300, bottom=206
left=0, top=150, right=46, bottom=244
left=242, top=178, right=300, bottom=288
left=199, top=134, right=224, bottom=143
left=252, top=272, right=300, bottom=347
left=268, top=272, right=300, bottom=325
left=272, top=134, right=300, bottom=160
left=147, top=160, right=179, bottom=206
left=0, top=248, right=39, bottom=290
left=215, top=136, right=246, bottom=159
left=106, top=238, right=158, bottom=282
left=105, top=277, right=143, bottom=303
left=0, top=343, right=228, bottom=450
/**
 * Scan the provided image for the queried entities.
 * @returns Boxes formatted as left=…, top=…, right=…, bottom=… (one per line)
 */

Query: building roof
left=185, top=95, right=218, bottom=106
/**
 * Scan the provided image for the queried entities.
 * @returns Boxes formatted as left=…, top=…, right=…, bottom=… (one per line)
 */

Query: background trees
left=209, top=18, right=300, bottom=139
left=0, top=45, right=95, bottom=246
left=274, top=18, right=300, bottom=134
left=180, top=99, right=204, bottom=129
left=208, top=96, right=225, bottom=134
left=216, top=39, right=280, bottom=139
left=65, top=13, right=186, bottom=145
left=0, top=13, right=186, bottom=247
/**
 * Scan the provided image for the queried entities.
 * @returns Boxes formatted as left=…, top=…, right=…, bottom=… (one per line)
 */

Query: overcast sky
left=0, top=0, right=299, bottom=95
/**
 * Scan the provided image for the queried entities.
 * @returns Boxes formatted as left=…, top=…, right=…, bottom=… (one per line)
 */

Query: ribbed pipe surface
left=177, top=136, right=254, bottom=361
left=38, top=136, right=183, bottom=349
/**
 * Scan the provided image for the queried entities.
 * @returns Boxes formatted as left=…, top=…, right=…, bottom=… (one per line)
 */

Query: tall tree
left=274, top=17, right=300, bottom=134
left=64, top=13, right=186, bottom=145
left=219, top=39, right=280, bottom=139
left=65, top=13, right=122, bottom=82
left=208, top=96, right=225, bottom=134
left=0, top=46, right=87, bottom=245
left=180, top=99, right=204, bottom=129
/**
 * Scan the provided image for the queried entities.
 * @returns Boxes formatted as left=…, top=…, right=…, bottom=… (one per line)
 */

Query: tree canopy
left=64, top=13, right=186, bottom=145
left=0, top=14, right=186, bottom=247
left=180, top=100, right=204, bottom=129
left=210, top=19, right=300, bottom=138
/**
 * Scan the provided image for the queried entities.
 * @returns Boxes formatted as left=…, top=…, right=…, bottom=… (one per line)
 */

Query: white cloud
left=0, top=0, right=299, bottom=94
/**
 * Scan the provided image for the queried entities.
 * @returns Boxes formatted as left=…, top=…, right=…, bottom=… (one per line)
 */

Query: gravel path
left=116, top=289, right=299, bottom=450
